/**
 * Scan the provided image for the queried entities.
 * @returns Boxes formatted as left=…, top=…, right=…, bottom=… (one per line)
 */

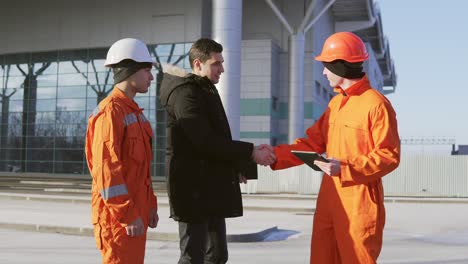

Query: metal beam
left=400, top=137, right=456, bottom=145
left=212, top=0, right=243, bottom=139
left=304, top=0, right=337, bottom=33
left=265, top=0, right=294, bottom=34
left=298, top=0, right=317, bottom=33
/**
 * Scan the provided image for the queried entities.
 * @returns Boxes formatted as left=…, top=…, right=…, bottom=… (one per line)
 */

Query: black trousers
left=178, top=217, right=228, bottom=264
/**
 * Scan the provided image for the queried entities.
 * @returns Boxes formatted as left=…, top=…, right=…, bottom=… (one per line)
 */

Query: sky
left=378, top=0, right=468, bottom=152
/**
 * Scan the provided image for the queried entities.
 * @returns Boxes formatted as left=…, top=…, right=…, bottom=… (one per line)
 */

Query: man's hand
left=239, top=173, right=247, bottom=184
left=252, top=144, right=276, bottom=166
left=149, top=208, right=159, bottom=228
left=314, top=158, right=341, bottom=176
left=125, top=217, right=145, bottom=237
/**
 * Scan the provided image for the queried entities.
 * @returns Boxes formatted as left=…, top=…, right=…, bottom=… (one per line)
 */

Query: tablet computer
left=291, top=150, right=329, bottom=171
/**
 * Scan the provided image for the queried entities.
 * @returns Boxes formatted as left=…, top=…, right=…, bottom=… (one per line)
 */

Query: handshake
left=251, top=144, right=276, bottom=166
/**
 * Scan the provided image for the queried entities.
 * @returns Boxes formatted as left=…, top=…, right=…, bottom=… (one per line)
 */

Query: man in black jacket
left=159, top=38, right=275, bottom=264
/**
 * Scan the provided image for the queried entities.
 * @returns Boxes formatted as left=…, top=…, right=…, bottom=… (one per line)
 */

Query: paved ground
left=1, top=192, right=468, bottom=263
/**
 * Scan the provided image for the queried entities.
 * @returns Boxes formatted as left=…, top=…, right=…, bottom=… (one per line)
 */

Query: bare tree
left=16, top=62, right=51, bottom=171
left=54, top=110, right=87, bottom=173
left=55, top=110, right=87, bottom=138
left=0, top=65, right=17, bottom=170
left=0, top=65, right=16, bottom=139
left=5, top=112, right=22, bottom=171
left=148, top=43, right=189, bottom=177
left=71, top=60, right=112, bottom=104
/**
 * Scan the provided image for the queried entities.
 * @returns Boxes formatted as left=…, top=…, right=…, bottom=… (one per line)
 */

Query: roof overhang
left=332, top=0, right=397, bottom=93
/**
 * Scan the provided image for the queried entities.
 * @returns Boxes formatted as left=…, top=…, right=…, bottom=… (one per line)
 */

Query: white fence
left=241, top=155, right=468, bottom=197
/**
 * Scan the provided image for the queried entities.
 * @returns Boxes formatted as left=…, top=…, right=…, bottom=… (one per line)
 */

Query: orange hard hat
left=315, top=32, right=369, bottom=63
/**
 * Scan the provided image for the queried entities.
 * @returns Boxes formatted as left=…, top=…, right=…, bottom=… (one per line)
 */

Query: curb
left=0, top=222, right=281, bottom=243
left=0, top=222, right=93, bottom=237
left=0, top=193, right=89, bottom=204
left=384, top=198, right=468, bottom=204
left=380, top=258, right=468, bottom=264
left=0, top=193, right=315, bottom=213
left=2, top=192, right=468, bottom=209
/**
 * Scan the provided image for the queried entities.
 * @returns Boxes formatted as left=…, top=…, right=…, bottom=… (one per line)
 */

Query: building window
left=0, top=43, right=191, bottom=176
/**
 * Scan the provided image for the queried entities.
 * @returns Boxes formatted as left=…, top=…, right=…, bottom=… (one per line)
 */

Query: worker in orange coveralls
left=85, top=38, right=159, bottom=264
left=270, top=32, right=400, bottom=263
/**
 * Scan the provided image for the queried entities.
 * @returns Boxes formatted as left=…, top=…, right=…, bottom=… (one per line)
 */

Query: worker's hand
left=314, top=158, right=341, bottom=176
left=125, top=217, right=145, bottom=237
left=252, top=144, right=276, bottom=166
left=149, top=208, right=159, bottom=228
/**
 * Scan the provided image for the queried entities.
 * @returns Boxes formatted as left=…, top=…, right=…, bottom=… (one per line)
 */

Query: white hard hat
left=104, top=38, right=156, bottom=67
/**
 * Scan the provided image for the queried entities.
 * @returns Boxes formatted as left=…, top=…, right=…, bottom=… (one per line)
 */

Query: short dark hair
left=189, top=38, right=223, bottom=69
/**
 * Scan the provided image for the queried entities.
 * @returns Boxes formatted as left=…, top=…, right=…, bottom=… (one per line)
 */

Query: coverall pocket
left=128, top=137, right=145, bottom=164
left=342, top=121, right=368, bottom=153
left=352, top=215, right=377, bottom=238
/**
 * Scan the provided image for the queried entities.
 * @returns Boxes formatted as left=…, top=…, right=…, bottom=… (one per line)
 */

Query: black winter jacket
left=159, top=70, right=256, bottom=222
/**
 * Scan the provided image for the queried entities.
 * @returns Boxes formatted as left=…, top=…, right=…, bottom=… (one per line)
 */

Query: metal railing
left=241, top=155, right=468, bottom=197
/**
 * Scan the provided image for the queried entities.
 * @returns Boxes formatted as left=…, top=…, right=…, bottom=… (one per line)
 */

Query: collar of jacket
left=333, top=74, right=370, bottom=96
left=111, top=87, right=144, bottom=112
left=189, top=74, right=219, bottom=94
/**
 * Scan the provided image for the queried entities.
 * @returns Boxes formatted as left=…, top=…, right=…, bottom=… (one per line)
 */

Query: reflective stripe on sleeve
left=124, top=113, right=137, bottom=127
left=100, top=184, right=129, bottom=200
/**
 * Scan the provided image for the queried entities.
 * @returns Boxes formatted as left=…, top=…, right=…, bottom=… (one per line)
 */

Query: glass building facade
left=0, top=42, right=191, bottom=177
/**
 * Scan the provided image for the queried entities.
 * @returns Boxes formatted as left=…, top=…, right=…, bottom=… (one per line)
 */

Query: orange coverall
left=272, top=76, right=400, bottom=264
left=86, top=88, right=157, bottom=264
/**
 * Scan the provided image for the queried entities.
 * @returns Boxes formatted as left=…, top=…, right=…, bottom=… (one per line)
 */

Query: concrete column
left=212, top=0, right=242, bottom=139
left=288, top=33, right=305, bottom=143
